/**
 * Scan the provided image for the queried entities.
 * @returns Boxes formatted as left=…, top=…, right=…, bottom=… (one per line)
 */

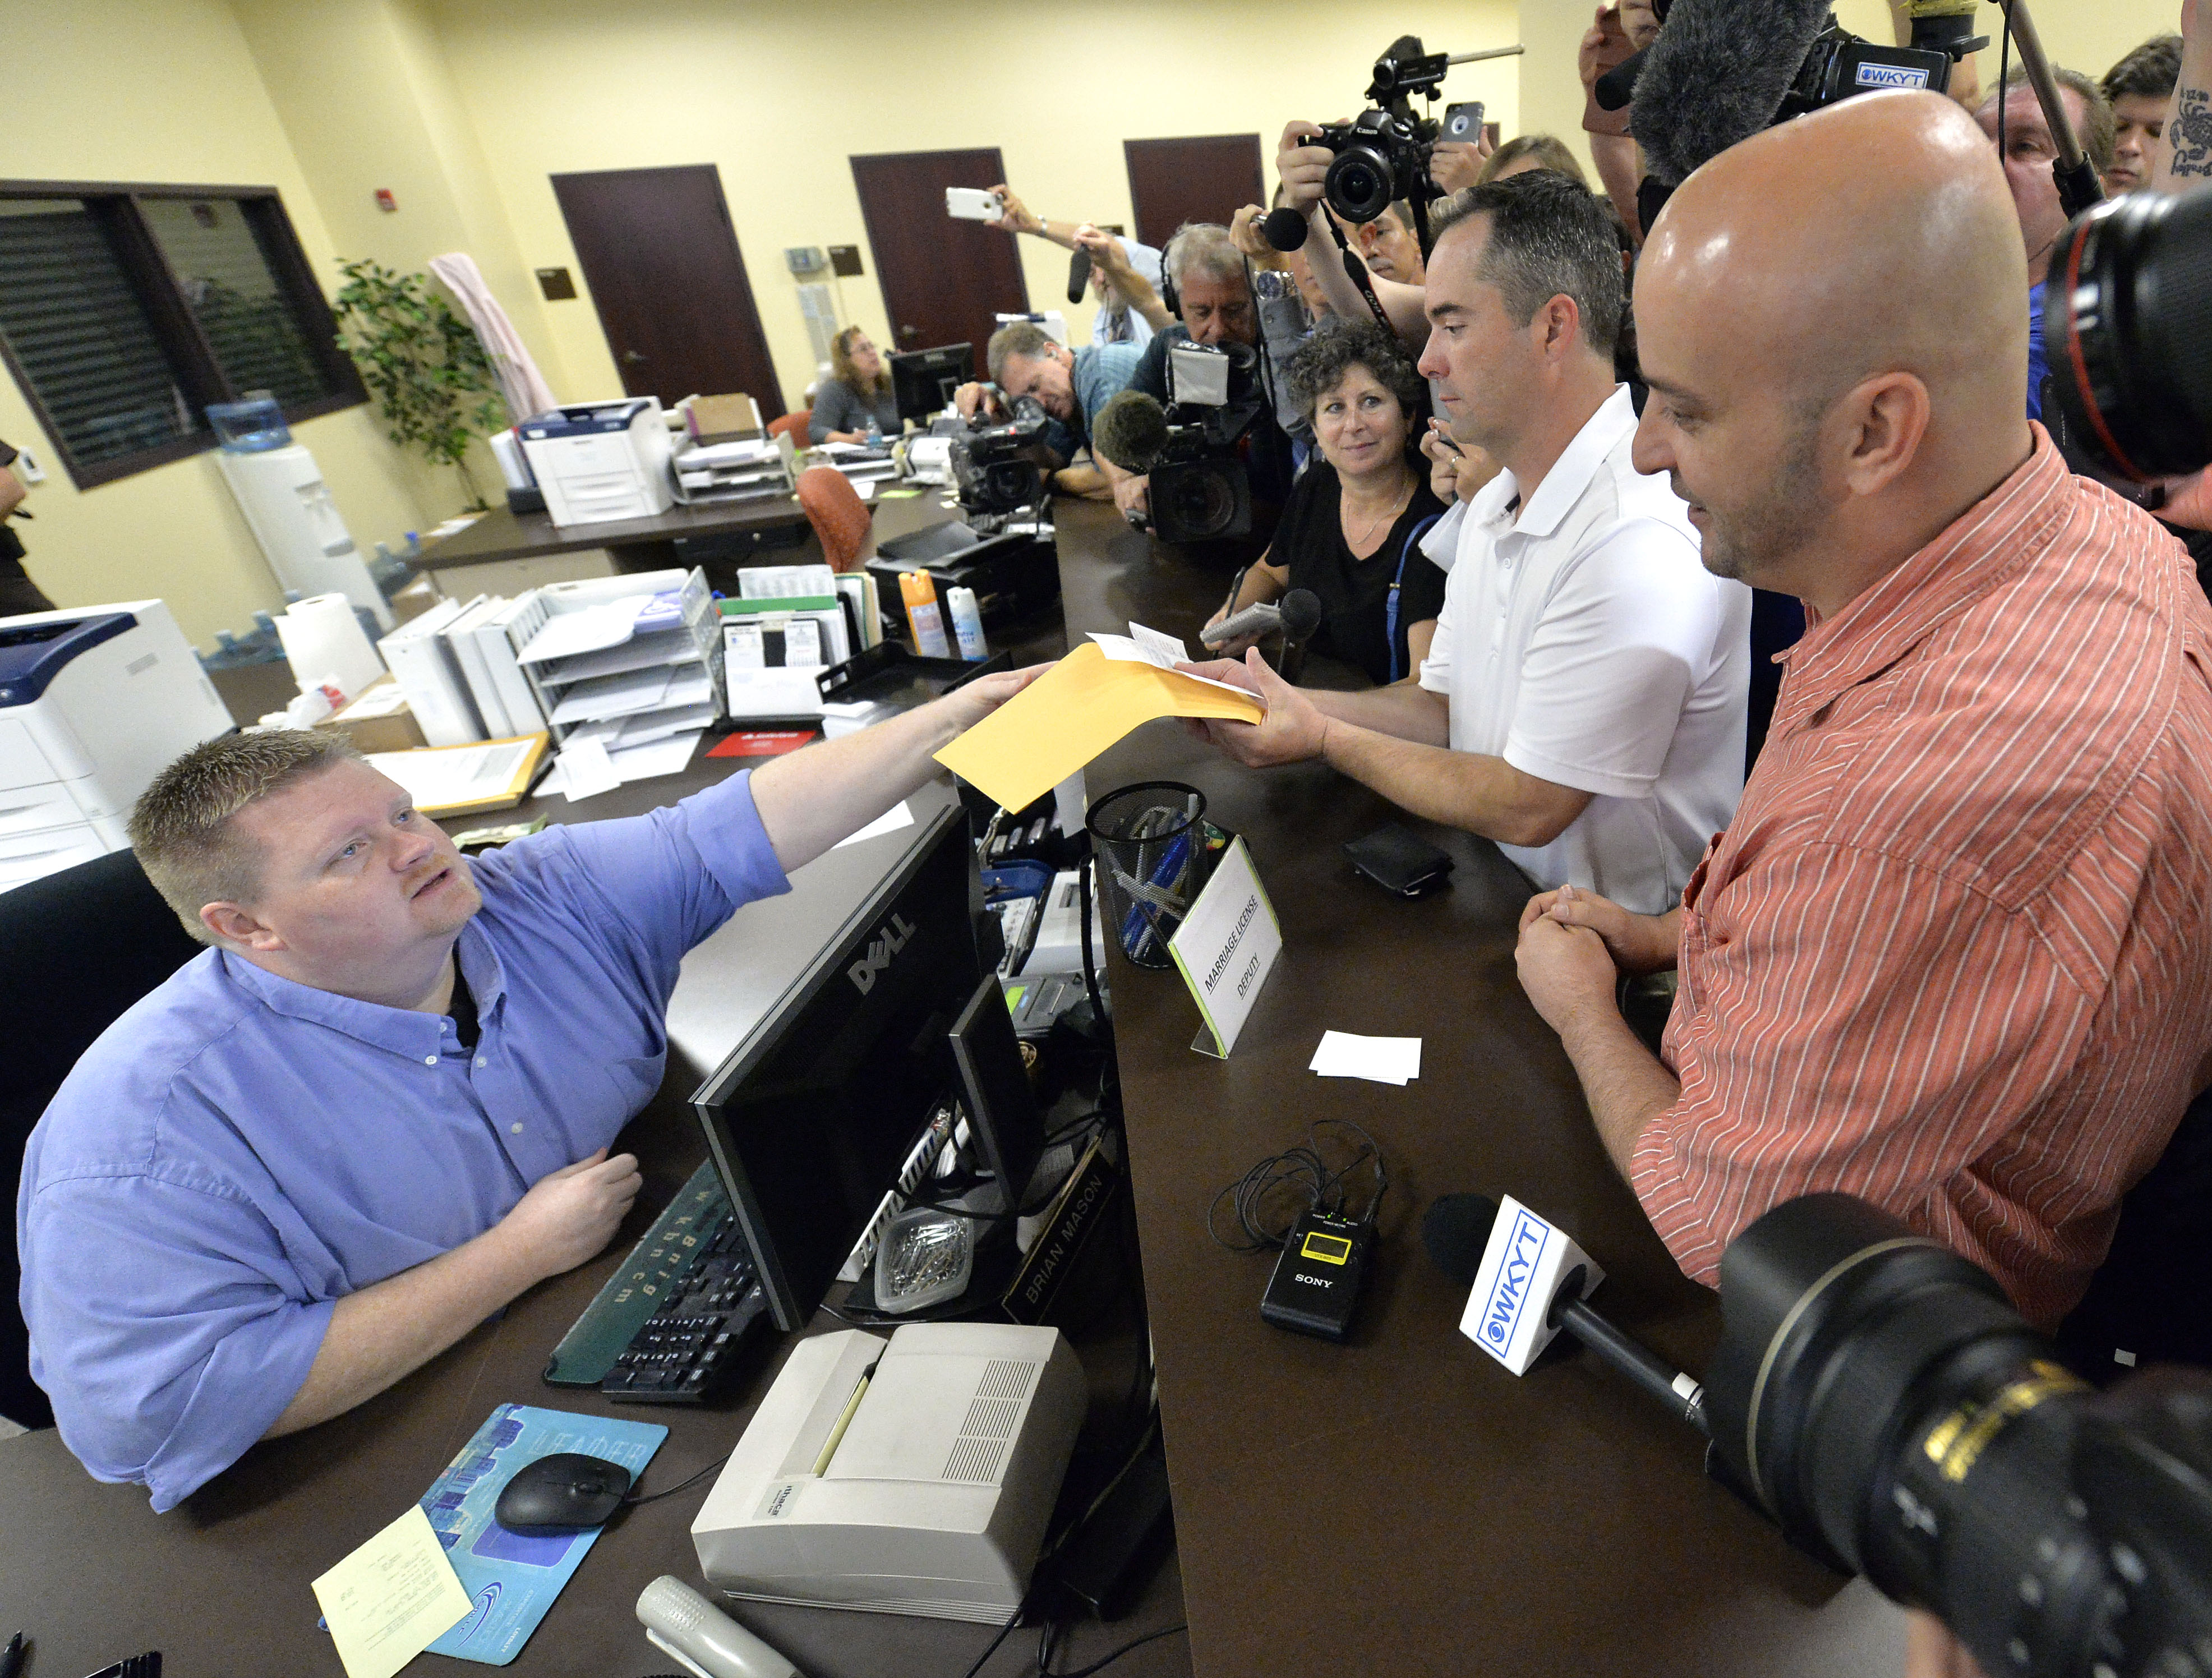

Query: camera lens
left=983, top=459, right=1040, bottom=510
left=2048, top=190, right=2212, bottom=481
left=1325, top=146, right=1398, bottom=225
left=1152, top=460, right=1249, bottom=543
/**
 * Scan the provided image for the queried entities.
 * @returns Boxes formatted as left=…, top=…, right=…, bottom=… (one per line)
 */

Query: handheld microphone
left=1091, top=389, right=1170, bottom=476
left=1422, top=1192, right=1707, bottom=1434
left=1593, top=44, right=1650, bottom=112
left=1275, top=588, right=1322, bottom=684
left=636, top=1575, right=801, bottom=1678
left=1261, top=206, right=1312, bottom=254
left=1067, top=246, right=1094, bottom=306
left=1629, top=0, right=1832, bottom=188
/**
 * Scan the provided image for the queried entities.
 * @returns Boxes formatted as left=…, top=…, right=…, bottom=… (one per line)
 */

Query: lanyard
left=1384, top=511, right=1443, bottom=684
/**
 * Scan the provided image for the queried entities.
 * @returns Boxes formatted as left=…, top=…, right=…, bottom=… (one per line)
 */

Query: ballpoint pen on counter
left=0, top=1631, right=24, bottom=1678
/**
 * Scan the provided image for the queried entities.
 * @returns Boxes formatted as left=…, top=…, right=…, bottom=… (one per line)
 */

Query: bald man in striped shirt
left=1512, top=91, right=2212, bottom=1333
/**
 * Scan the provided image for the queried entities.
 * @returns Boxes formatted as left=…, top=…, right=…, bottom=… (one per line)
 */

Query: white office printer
left=691, top=1324, right=1086, bottom=1622
left=0, top=601, right=234, bottom=890
left=516, top=398, right=676, bottom=526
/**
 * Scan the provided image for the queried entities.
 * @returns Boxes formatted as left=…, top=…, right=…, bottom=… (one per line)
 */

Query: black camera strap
left=1321, top=213, right=1398, bottom=337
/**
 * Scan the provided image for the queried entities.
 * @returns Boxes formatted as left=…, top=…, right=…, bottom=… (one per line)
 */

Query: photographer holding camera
left=1203, top=318, right=1446, bottom=684
left=982, top=183, right=1169, bottom=344
left=1513, top=91, right=2212, bottom=1359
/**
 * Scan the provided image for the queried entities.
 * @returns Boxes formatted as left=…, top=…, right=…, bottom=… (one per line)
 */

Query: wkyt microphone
left=1423, top=1192, right=1707, bottom=1433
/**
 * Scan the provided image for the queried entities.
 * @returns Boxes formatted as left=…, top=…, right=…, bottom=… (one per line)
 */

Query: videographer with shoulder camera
left=952, top=321, right=1144, bottom=499
left=1181, top=171, right=1748, bottom=916
left=1202, top=318, right=1446, bottom=684
left=1511, top=92, right=2212, bottom=1359
left=1103, top=222, right=1300, bottom=534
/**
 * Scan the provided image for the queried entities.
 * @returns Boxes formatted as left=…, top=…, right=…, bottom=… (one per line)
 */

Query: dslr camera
left=1310, top=36, right=1454, bottom=227
left=1151, top=340, right=1265, bottom=544
left=948, top=396, right=1054, bottom=521
left=1706, top=1195, right=2212, bottom=1678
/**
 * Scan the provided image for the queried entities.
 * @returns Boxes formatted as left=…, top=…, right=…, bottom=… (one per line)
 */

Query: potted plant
left=331, top=259, right=507, bottom=509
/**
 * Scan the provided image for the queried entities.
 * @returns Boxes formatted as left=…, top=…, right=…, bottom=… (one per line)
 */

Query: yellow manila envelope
left=935, top=640, right=1264, bottom=812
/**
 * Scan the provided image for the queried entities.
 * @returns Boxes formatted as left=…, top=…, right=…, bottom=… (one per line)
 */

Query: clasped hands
left=1515, top=882, right=1679, bottom=1038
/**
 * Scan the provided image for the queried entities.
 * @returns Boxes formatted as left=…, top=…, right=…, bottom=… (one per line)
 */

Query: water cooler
left=209, top=398, right=394, bottom=631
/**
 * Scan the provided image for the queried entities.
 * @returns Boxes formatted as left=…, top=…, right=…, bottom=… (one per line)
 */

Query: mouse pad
left=416, top=1403, right=669, bottom=1665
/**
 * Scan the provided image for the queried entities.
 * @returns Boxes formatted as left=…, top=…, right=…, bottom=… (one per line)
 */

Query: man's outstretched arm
left=748, top=667, right=1045, bottom=873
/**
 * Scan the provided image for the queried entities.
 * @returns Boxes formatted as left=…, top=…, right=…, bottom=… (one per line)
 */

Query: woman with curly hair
left=809, top=325, right=900, bottom=445
left=1205, top=317, right=1446, bottom=684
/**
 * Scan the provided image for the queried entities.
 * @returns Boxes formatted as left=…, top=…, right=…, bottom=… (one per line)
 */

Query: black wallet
left=1343, top=823, right=1455, bottom=897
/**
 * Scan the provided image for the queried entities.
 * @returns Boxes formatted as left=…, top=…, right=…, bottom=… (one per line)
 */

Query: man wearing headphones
left=1107, top=222, right=1301, bottom=538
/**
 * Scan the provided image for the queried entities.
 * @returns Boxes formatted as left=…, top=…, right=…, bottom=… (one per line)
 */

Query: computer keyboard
left=541, top=1158, right=772, bottom=1403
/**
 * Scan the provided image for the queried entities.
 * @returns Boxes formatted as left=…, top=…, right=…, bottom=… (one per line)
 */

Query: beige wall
left=0, top=0, right=434, bottom=648
left=434, top=0, right=1520, bottom=416
left=0, top=0, right=2181, bottom=650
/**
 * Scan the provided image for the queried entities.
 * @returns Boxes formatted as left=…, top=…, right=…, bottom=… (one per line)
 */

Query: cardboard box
left=318, top=674, right=428, bottom=754
left=686, top=393, right=763, bottom=444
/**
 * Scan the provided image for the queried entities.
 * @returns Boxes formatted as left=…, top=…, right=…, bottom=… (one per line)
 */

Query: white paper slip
left=834, top=801, right=915, bottom=850
left=310, top=1504, right=472, bottom=1678
left=1309, top=1031, right=1423, bottom=1086
left=556, top=736, right=623, bottom=803
left=1089, top=624, right=1264, bottom=701
left=549, top=663, right=675, bottom=724
left=853, top=477, right=877, bottom=501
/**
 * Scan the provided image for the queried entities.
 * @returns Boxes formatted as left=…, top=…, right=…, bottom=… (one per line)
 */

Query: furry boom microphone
left=1629, top=0, right=1833, bottom=187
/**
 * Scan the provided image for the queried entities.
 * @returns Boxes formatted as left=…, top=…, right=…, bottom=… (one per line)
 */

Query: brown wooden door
left=1123, top=135, right=1266, bottom=250
left=850, top=149, right=1027, bottom=377
left=549, top=164, right=783, bottom=412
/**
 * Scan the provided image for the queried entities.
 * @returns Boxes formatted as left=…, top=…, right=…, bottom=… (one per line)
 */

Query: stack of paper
left=510, top=569, right=722, bottom=750
left=1308, top=1031, right=1423, bottom=1086
left=674, top=435, right=790, bottom=502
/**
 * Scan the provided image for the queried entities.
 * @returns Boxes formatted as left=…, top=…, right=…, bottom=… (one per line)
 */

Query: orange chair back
left=795, top=465, right=873, bottom=574
left=767, top=411, right=810, bottom=443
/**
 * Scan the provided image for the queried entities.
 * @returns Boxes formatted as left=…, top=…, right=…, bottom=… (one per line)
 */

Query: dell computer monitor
left=891, top=343, right=975, bottom=425
left=690, top=801, right=1039, bottom=1331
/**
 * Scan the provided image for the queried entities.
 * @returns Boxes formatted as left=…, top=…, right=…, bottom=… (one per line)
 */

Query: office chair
left=766, top=411, right=812, bottom=445
left=795, top=464, right=874, bottom=575
left=0, top=846, right=204, bottom=1430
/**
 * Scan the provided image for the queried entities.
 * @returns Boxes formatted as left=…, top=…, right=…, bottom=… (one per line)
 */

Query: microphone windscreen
left=1091, top=389, right=1169, bottom=475
left=1067, top=247, right=1094, bottom=306
left=1262, top=207, right=1312, bottom=253
left=1279, top=588, right=1323, bottom=642
left=1629, top=0, right=1831, bottom=187
left=1422, top=1193, right=1501, bottom=1286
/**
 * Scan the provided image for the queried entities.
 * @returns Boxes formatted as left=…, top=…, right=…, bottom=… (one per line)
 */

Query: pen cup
left=1086, top=781, right=1214, bottom=971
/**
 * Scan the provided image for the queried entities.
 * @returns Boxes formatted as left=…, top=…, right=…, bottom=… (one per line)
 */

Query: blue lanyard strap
left=1384, top=511, right=1444, bottom=683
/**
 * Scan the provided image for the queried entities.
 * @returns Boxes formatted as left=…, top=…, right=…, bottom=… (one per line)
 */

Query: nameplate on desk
left=1168, top=835, right=1282, bottom=1059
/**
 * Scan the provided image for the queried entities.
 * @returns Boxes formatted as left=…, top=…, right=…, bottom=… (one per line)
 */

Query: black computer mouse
left=493, top=1452, right=633, bottom=1533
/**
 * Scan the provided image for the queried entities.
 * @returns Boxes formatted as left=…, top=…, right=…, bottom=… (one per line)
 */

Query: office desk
left=1047, top=499, right=1907, bottom=1677
left=0, top=740, right=1188, bottom=1678
left=410, top=485, right=957, bottom=578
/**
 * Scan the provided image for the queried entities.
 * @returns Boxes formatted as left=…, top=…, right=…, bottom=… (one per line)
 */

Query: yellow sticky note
left=311, top=1504, right=473, bottom=1678
left=935, top=640, right=1264, bottom=812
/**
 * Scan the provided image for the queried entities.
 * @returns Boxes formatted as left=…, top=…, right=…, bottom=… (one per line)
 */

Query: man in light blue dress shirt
left=16, top=671, right=1033, bottom=1510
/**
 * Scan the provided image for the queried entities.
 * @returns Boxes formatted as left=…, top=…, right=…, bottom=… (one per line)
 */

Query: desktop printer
left=517, top=398, right=676, bottom=526
left=691, top=1324, right=1085, bottom=1622
left=0, top=601, right=234, bottom=891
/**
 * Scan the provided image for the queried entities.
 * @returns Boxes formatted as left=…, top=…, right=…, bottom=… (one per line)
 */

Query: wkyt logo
left=1457, top=1195, right=1604, bottom=1376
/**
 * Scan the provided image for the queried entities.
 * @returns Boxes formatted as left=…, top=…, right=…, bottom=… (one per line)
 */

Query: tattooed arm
left=2156, top=0, right=2212, bottom=187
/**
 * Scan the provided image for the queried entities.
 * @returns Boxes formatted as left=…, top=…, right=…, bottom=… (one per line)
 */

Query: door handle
left=621, top=349, right=648, bottom=365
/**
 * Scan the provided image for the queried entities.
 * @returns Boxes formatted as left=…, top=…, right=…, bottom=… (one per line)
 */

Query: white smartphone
left=946, top=187, right=1004, bottom=222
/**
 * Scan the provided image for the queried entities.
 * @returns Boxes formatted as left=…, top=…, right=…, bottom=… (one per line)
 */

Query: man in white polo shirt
left=1186, top=172, right=1748, bottom=914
